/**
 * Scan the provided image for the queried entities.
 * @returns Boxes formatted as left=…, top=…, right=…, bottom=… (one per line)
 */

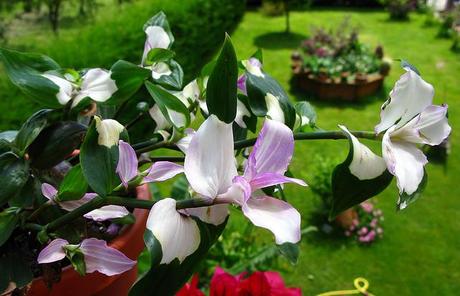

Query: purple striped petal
left=116, top=140, right=139, bottom=188
left=84, top=205, right=129, bottom=221
left=142, top=161, right=184, bottom=183
left=80, top=238, right=136, bottom=276
left=245, top=119, right=294, bottom=178
left=59, top=193, right=97, bottom=212
left=250, top=172, right=307, bottom=191
left=242, top=196, right=301, bottom=244
left=237, top=75, right=247, bottom=95
left=41, top=183, right=58, bottom=201
left=37, top=238, right=69, bottom=264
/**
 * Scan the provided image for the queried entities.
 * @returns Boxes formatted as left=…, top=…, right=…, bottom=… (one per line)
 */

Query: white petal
left=183, top=204, right=229, bottom=226
left=375, top=69, right=434, bottom=133
left=42, top=74, right=73, bottom=105
left=235, top=99, right=251, bottom=128
left=84, top=205, right=129, bottom=221
left=242, top=58, right=263, bottom=77
left=184, top=115, right=238, bottom=198
left=265, top=93, right=285, bottom=123
left=149, top=105, right=172, bottom=131
left=73, top=68, right=117, bottom=107
left=94, top=117, right=125, bottom=148
left=339, top=125, right=387, bottom=180
left=182, top=80, right=200, bottom=103
left=176, top=129, right=196, bottom=153
left=146, top=198, right=200, bottom=264
left=383, top=128, right=427, bottom=195
left=142, top=26, right=171, bottom=63
left=142, top=161, right=184, bottom=183
left=242, top=196, right=301, bottom=244
left=151, top=62, right=172, bottom=80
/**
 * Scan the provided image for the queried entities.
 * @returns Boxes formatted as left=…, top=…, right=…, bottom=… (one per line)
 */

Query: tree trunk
left=23, top=0, right=33, bottom=13
left=48, top=0, right=61, bottom=34
left=284, top=0, right=290, bottom=33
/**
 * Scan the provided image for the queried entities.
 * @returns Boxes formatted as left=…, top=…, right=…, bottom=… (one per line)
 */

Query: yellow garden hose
left=317, top=277, right=375, bottom=296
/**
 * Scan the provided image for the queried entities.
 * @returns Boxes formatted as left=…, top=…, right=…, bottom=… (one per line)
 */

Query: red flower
left=176, top=274, right=205, bottom=296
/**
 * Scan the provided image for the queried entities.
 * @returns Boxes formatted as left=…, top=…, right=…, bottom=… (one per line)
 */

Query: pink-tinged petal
left=73, top=69, right=117, bottom=107
left=177, top=128, right=196, bottom=153
left=184, top=115, right=238, bottom=198
left=375, top=69, right=434, bottom=134
left=250, top=172, right=307, bottom=191
left=146, top=198, right=200, bottom=264
left=242, top=196, right=301, bottom=244
left=41, top=183, right=58, bottom=201
left=245, top=119, right=294, bottom=178
left=142, top=26, right=171, bottom=64
left=84, top=205, right=129, bottom=221
left=80, top=238, right=136, bottom=276
left=394, top=104, right=451, bottom=146
left=142, top=161, right=184, bottom=183
left=383, top=129, right=427, bottom=195
left=116, top=140, right=139, bottom=188
left=215, top=180, right=248, bottom=206
left=210, top=267, right=239, bottom=296
left=37, top=238, right=69, bottom=264
left=59, top=193, right=97, bottom=212
left=237, top=75, right=247, bottom=95
left=263, top=271, right=302, bottom=296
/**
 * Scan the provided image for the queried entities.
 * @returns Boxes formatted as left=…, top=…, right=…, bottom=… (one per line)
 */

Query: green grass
left=229, top=9, right=460, bottom=295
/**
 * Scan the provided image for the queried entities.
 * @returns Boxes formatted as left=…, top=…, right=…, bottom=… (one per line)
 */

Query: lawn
left=229, top=8, right=460, bottom=295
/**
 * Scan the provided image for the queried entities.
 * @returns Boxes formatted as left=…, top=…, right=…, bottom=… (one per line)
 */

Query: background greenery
left=1, top=2, right=459, bottom=295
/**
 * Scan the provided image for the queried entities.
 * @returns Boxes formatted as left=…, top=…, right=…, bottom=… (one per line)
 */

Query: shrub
left=0, top=0, right=245, bottom=130
left=380, top=0, right=415, bottom=20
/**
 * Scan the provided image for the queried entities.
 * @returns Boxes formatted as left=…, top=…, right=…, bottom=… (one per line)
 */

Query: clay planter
left=293, top=72, right=385, bottom=102
left=27, top=185, right=150, bottom=296
left=335, top=208, right=358, bottom=229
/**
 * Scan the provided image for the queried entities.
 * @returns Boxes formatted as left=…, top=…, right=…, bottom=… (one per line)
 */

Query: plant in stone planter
left=0, top=11, right=452, bottom=296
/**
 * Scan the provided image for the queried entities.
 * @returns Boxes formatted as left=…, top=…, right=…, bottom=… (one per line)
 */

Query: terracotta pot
left=335, top=208, right=358, bottom=229
left=27, top=185, right=150, bottom=296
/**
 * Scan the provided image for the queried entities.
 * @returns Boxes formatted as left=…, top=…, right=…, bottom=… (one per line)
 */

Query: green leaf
left=0, top=252, right=33, bottom=291
left=238, top=94, right=257, bottom=132
left=111, top=213, right=136, bottom=225
left=57, top=164, right=88, bottom=201
left=330, top=133, right=393, bottom=219
left=0, top=48, right=62, bottom=107
left=143, top=11, right=174, bottom=47
left=0, top=152, right=29, bottom=207
left=170, top=175, right=191, bottom=200
left=15, top=109, right=56, bottom=153
left=129, top=218, right=227, bottom=296
left=0, top=131, right=18, bottom=142
left=65, top=247, right=86, bottom=276
left=397, top=170, right=427, bottom=210
left=277, top=242, right=299, bottom=265
left=9, top=176, right=41, bottom=208
left=108, top=60, right=151, bottom=105
left=146, top=48, right=175, bottom=65
left=206, top=34, right=238, bottom=124
left=28, top=121, right=86, bottom=169
left=154, top=60, right=184, bottom=90
left=0, top=207, right=20, bottom=247
left=145, top=81, right=190, bottom=130
left=295, top=101, right=317, bottom=128
left=245, top=70, right=296, bottom=129
left=399, top=59, right=420, bottom=75
left=80, top=119, right=123, bottom=197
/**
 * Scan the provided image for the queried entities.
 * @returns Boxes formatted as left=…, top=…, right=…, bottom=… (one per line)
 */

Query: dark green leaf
left=9, top=176, right=41, bottom=208
left=80, top=119, right=123, bottom=197
left=397, top=170, right=427, bottom=210
left=28, top=121, right=86, bottom=169
left=146, top=48, right=175, bottom=65
left=129, top=218, right=227, bottom=296
left=238, top=94, right=257, bottom=132
left=399, top=59, right=420, bottom=75
left=111, top=213, right=136, bottom=225
left=0, top=252, right=33, bottom=291
left=0, top=207, right=20, bottom=247
left=154, top=60, right=184, bottom=90
left=15, top=109, right=55, bottom=153
left=145, top=81, right=190, bottom=130
left=251, top=48, right=264, bottom=64
left=330, top=132, right=393, bottom=219
left=108, top=60, right=151, bottom=105
left=295, top=101, right=317, bottom=128
left=66, top=248, right=86, bottom=276
left=206, top=34, right=238, bottom=124
left=0, top=48, right=62, bottom=107
left=57, top=164, right=88, bottom=201
left=277, top=242, right=299, bottom=265
left=0, top=152, right=29, bottom=207
left=246, top=71, right=296, bottom=129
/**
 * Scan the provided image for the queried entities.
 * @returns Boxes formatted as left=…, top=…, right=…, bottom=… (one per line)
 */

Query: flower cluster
left=177, top=267, right=301, bottom=296
left=345, top=202, right=384, bottom=244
